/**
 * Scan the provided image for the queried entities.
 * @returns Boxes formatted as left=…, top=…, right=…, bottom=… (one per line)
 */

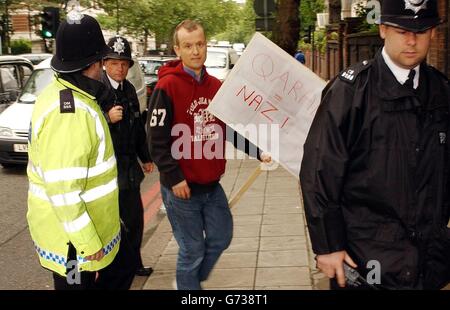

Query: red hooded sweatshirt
left=147, top=60, right=226, bottom=189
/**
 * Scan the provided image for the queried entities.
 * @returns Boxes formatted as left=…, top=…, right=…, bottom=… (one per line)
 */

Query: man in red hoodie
left=147, top=20, right=269, bottom=290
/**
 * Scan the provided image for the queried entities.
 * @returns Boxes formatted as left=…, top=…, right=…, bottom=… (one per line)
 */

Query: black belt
left=188, top=180, right=220, bottom=195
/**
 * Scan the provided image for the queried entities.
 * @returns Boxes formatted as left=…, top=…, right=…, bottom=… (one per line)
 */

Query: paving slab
left=226, top=237, right=260, bottom=253
left=255, top=267, right=311, bottom=287
left=202, top=268, right=256, bottom=289
left=260, top=236, right=307, bottom=251
left=257, top=250, right=309, bottom=267
left=142, top=159, right=317, bottom=291
left=261, top=224, right=305, bottom=237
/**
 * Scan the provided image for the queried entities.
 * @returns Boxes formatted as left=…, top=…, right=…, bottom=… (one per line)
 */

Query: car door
left=0, top=60, right=33, bottom=113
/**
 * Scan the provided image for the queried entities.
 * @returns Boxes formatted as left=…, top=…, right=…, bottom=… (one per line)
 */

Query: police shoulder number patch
left=60, top=89, right=75, bottom=113
left=339, top=59, right=372, bottom=84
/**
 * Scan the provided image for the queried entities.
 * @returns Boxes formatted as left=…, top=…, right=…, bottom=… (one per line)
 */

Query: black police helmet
left=104, top=36, right=134, bottom=67
left=379, top=0, right=442, bottom=33
left=51, top=14, right=109, bottom=73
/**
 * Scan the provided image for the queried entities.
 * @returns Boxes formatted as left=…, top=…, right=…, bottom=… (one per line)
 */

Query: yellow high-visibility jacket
left=27, top=76, right=120, bottom=277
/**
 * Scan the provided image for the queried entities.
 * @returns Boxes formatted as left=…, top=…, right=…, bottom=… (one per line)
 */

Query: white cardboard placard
left=208, top=32, right=326, bottom=178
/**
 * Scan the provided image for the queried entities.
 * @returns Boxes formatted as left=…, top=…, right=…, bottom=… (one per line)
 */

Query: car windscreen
left=140, top=61, right=164, bottom=76
left=18, top=68, right=54, bottom=104
left=205, top=51, right=227, bottom=69
left=127, top=63, right=144, bottom=91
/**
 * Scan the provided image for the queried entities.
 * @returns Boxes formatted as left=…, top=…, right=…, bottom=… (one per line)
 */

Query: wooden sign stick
left=228, top=166, right=263, bottom=209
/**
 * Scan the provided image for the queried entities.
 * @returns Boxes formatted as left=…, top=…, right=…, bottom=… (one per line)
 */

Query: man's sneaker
left=135, top=266, right=153, bottom=277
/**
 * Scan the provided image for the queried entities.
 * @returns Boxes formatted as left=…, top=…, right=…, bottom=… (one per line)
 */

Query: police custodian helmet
left=51, top=14, right=109, bottom=73
left=379, top=0, right=442, bottom=33
left=104, top=36, right=134, bottom=67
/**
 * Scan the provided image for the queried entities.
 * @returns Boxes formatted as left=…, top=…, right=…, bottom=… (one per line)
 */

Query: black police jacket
left=300, top=51, right=450, bottom=289
left=100, top=71, right=151, bottom=190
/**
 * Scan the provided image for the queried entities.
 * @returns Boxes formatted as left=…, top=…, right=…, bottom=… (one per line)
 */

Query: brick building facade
left=428, top=0, right=449, bottom=76
left=311, top=0, right=450, bottom=80
left=9, top=11, right=45, bottom=53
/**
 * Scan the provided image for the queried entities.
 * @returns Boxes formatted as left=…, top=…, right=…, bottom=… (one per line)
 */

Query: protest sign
left=208, top=32, right=326, bottom=178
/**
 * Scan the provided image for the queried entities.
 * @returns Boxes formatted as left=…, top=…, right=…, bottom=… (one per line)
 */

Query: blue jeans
left=161, top=184, right=233, bottom=290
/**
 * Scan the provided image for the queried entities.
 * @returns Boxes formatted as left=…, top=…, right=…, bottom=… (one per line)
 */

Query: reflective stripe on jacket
left=27, top=76, right=120, bottom=276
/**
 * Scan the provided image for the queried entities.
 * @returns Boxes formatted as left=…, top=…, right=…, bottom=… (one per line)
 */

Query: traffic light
left=253, top=0, right=276, bottom=31
left=302, top=26, right=313, bottom=44
left=41, top=7, right=60, bottom=39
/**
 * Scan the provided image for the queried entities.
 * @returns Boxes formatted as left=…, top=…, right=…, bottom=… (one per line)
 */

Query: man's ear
left=174, top=45, right=181, bottom=57
left=431, top=27, right=436, bottom=39
left=379, top=24, right=387, bottom=39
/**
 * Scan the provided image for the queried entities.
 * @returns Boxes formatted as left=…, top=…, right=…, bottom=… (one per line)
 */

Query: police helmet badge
left=379, top=0, right=441, bottom=33
left=404, top=0, right=429, bottom=14
left=66, top=0, right=83, bottom=24
left=113, top=37, right=126, bottom=55
left=105, top=36, right=134, bottom=66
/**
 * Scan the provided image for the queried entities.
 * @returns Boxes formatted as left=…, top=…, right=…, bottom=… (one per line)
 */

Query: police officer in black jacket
left=300, top=0, right=450, bottom=289
left=100, top=36, right=154, bottom=277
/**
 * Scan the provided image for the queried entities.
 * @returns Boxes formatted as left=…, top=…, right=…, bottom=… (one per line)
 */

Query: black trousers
left=95, top=225, right=137, bottom=289
left=119, top=188, right=145, bottom=268
left=53, top=271, right=96, bottom=290
left=53, top=243, right=96, bottom=290
left=330, top=278, right=377, bottom=290
left=52, top=226, right=137, bottom=290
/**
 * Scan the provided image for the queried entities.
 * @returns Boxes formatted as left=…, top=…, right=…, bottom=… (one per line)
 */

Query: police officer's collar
left=58, top=72, right=106, bottom=100
left=106, top=73, right=123, bottom=90
left=373, top=50, right=429, bottom=101
left=381, top=47, right=420, bottom=89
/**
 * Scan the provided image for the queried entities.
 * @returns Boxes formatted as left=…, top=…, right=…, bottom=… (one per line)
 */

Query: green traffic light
left=43, top=30, right=53, bottom=38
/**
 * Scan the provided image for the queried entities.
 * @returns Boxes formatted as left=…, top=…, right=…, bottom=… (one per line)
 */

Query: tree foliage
left=11, top=38, right=31, bottom=54
left=96, top=0, right=245, bottom=50
left=1, top=0, right=331, bottom=56
left=299, top=0, right=325, bottom=31
left=4, top=0, right=96, bottom=11
left=353, top=1, right=379, bottom=33
left=214, top=0, right=256, bottom=44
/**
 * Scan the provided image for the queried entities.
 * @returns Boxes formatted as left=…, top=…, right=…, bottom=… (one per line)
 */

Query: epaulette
left=338, top=59, right=372, bottom=84
left=60, top=88, right=75, bottom=113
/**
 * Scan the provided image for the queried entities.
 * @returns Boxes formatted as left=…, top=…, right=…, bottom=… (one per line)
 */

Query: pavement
left=134, top=152, right=329, bottom=290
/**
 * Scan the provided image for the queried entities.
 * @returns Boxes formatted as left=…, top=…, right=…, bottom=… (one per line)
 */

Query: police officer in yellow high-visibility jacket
left=27, top=14, right=124, bottom=290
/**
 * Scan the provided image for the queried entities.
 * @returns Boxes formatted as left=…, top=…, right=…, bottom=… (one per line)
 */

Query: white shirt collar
left=382, top=47, right=420, bottom=89
left=107, top=73, right=122, bottom=90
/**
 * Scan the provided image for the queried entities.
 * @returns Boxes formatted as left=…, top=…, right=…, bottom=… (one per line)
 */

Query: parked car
left=232, top=43, right=245, bottom=56
left=205, top=47, right=239, bottom=82
left=0, top=57, right=146, bottom=168
left=18, top=53, right=53, bottom=65
left=138, top=56, right=176, bottom=103
left=123, top=58, right=147, bottom=117
left=0, top=56, right=34, bottom=114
